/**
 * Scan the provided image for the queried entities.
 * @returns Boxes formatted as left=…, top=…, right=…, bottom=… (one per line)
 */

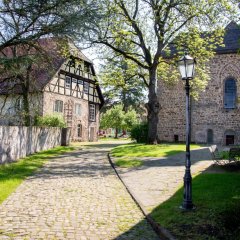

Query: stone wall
left=0, top=93, right=43, bottom=126
left=158, top=53, right=240, bottom=145
left=0, top=126, right=62, bottom=164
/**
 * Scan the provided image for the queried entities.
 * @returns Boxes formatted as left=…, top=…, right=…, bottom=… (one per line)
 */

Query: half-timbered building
left=0, top=38, right=104, bottom=142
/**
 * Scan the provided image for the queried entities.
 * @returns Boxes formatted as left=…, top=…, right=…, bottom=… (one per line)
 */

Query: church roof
left=164, top=21, right=240, bottom=57
left=215, top=21, right=240, bottom=54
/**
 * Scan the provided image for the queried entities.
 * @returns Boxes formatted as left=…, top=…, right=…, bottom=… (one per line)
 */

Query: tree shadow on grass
left=148, top=170, right=240, bottom=240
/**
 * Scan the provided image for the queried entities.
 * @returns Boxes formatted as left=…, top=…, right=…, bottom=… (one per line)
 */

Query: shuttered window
left=224, top=78, right=237, bottom=109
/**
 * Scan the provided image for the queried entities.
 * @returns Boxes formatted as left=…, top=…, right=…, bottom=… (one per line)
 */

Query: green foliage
left=100, top=56, right=147, bottom=113
left=130, top=122, right=148, bottom=143
left=100, top=104, right=138, bottom=131
left=35, top=115, right=66, bottom=128
left=219, top=151, right=230, bottom=159
left=151, top=173, right=240, bottom=239
left=0, top=146, right=75, bottom=204
left=90, top=0, right=239, bottom=143
left=124, top=108, right=138, bottom=130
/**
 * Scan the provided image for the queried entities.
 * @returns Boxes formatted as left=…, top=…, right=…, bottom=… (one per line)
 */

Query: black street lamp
left=177, top=54, right=196, bottom=210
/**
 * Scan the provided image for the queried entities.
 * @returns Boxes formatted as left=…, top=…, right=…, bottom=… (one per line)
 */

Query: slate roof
left=215, top=21, right=240, bottom=54
left=163, top=21, right=240, bottom=57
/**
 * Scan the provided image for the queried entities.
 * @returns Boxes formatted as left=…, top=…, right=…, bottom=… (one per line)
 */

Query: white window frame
left=75, top=103, right=81, bottom=116
left=54, top=100, right=63, bottom=112
left=89, top=104, right=96, bottom=121
left=65, top=76, right=71, bottom=89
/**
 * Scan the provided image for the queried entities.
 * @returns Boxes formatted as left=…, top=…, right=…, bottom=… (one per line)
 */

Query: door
left=89, top=127, right=95, bottom=142
left=226, top=135, right=234, bottom=146
left=207, top=129, right=213, bottom=144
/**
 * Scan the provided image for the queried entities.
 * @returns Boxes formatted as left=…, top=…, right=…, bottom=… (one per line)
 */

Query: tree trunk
left=20, top=74, right=31, bottom=126
left=22, top=90, right=31, bottom=126
left=115, top=128, right=118, bottom=138
left=147, top=67, right=160, bottom=144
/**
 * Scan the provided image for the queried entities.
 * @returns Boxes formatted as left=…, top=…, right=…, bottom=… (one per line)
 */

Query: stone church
left=158, top=22, right=240, bottom=146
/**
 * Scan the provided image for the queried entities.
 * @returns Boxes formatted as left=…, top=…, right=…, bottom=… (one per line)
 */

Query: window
left=89, top=104, right=96, bottom=121
left=65, top=76, right=71, bottom=88
left=78, top=80, right=83, bottom=85
left=15, top=98, right=23, bottom=111
left=75, top=103, right=81, bottom=116
left=72, top=78, right=77, bottom=83
left=54, top=100, right=63, bottom=112
left=224, top=78, right=237, bottom=109
left=83, top=82, right=89, bottom=94
left=77, top=124, right=82, bottom=137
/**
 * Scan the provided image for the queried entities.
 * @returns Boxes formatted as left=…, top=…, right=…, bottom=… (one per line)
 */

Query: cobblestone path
left=0, top=145, right=159, bottom=240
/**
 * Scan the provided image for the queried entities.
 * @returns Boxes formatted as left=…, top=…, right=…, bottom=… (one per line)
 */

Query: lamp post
left=177, top=54, right=196, bottom=210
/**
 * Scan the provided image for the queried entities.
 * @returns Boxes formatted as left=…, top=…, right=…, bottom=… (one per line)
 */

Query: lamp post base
left=180, top=203, right=196, bottom=211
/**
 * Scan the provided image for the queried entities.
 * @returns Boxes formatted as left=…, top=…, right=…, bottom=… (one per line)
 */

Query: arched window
left=207, top=129, right=213, bottom=144
left=224, top=78, right=237, bottom=109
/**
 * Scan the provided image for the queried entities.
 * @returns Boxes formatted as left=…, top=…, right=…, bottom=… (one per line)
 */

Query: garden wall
left=0, top=126, right=62, bottom=164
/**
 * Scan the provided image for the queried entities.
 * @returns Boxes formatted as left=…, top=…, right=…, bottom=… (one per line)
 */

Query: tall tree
left=100, top=56, right=147, bottom=113
left=0, top=0, right=99, bottom=125
left=100, top=104, right=138, bottom=138
left=81, top=0, right=238, bottom=144
left=0, top=0, right=98, bottom=51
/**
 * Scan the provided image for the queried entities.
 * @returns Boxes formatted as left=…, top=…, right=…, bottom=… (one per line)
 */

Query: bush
left=130, top=122, right=148, bottom=143
left=34, top=115, right=66, bottom=128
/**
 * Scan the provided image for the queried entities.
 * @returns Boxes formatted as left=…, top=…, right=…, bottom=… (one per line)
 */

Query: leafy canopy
left=100, top=104, right=138, bottom=130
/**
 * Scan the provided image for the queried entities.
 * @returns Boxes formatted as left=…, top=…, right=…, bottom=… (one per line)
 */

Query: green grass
left=115, top=158, right=143, bottom=168
left=0, top=146, right=74, bottom=204
left=111, top=143, right=202, bottom=158
left=151, top=173, right=240, bottom=240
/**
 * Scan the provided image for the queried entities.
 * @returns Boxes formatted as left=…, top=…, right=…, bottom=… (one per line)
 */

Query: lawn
left=0, top=146, right=74, bottom=204
left=111, top=143, right=202, bottom=158
left=151, top=172, right=240, bottom=240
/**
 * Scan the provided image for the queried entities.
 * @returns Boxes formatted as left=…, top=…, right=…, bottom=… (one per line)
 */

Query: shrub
left=130, top=122, right=148, bottom=143
left=34, top=115, right=66, bottom=128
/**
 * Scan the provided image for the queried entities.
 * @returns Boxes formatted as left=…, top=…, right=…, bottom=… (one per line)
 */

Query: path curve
left=0, top=143, right=159, bottom=240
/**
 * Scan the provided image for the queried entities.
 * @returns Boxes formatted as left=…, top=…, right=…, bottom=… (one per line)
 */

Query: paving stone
left=113, top=147, right=213, bottom=213
left=0, top=143, right=159, bottom=240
